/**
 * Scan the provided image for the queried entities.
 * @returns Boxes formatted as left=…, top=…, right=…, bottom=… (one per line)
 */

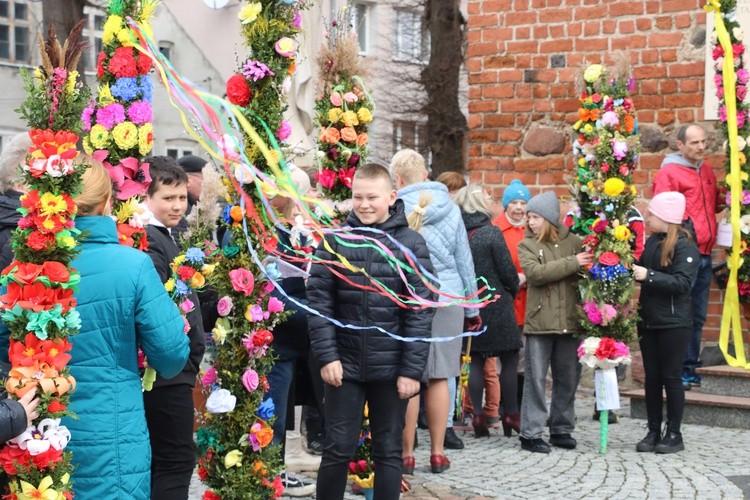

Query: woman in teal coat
left=6, top=160, right=190, bottom=498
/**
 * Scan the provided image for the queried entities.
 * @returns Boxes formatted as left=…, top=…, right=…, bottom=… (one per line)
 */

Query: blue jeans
left=265, top=359, right=295, bottom=445
left=683, top=255, right=712, bottom=378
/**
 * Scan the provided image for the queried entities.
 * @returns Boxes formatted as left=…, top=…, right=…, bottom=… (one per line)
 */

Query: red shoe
left=402, top=456, right=415, bottom=475
left=430, top=453, right=450, bottom=473
left=501, top=412, right=521, bottom=437
left=472, top=414, right=490, bottom=438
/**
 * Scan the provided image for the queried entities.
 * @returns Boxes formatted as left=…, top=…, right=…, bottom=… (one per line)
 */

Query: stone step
left=696, top=365, right=750, bottom=398
left=622, top=388, right=750, bottom=429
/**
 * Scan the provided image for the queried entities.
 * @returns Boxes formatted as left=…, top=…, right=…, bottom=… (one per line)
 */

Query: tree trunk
left=421, top=0, right=467, bottom=176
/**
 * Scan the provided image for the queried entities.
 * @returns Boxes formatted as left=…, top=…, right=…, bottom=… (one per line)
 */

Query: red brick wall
left=466, top=0, right=731, bottom=341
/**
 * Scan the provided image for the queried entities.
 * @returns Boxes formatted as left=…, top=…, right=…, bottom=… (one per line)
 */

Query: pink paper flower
left=277, top=120, right=292, bottom=142
left=229, top=268, right=255, bottom=296
left=242, top=369, right=259, bottom=392
left=202, top=366, right=217, bottom=386
left=329, top=92, right=343, bottom=107
left=600, top=111, right=619, bottom=127
left=127, top=100, right=153, bottom=125
left=291, top=11, right=302, bottom=29
left=343, top=92, right=358, bottom=103
left=96, top=151, right=152, bottom=200
left=217, top=296, right=234, bottom=316
left=96, top=103, right=126, bottom=130
left=274, top=37, right=297, bottom=57
left=267, top=296, right=285, bottom=313
left=180, top=298, right=195, bottom=314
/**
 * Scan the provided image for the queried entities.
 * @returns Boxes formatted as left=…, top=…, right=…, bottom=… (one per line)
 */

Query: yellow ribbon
left=714, top=4, right=750, bottom=369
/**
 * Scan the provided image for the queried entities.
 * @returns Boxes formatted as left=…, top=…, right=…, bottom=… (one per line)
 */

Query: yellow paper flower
left=239, top=2, right=263, bottom=24
left=267, top=149, right=280, bottom=167
left=224, top=449, right=243, bottom=468
left=357, top=107, right=373, bottom=124
left=139, top=123, right=154, bottom=156
left=165, top=278, right=175, bottom=292
left=112, top=122, right=138, bottom=150
left=341, top=110, right=359, bottom=127
left=66, top=71, right=78, bottom=94
left=212, top=321, right=228, bottom=345
left=98, top=84, right=114, bottom=106
left=102, top=15, right=124, bottom=46
left=603, top=178, right=625, bottom=197
left=82, top=136, right=93, bottom=155
left=573, top=119, right=583, bottom=131
left=577, top=157, right=586, bottom=167
left=328, top=107, right=343, bottom=123
left=202, top=263, right=216, bottom=276
left=39, top=193, right=68, bottom=217
left=583, top=64, right=604, bottom=83
left=614, top=225, right=631, bottom=241
left=113, top=197, right=139, bottom=223
left=583, top=123, right=594, bottom=134
left=90, top=125, right=110, bottom=150
left=117, top=27, right=134, bottom=47
left=33, top=67, right=44, bottom=84
left=18, top=476, right=57, bottom=500
left=57, top=233, right=76, bottom=250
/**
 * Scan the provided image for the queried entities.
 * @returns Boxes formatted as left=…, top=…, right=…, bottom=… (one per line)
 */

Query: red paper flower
left=47, top=400, right=68, bottom=413
left=0, top=445, right=31, bottom=474
left=197, top=466, right=209, bottom=481
left=226, top=74, right=252, bottom=107
left=136, top=53, right=152, bottom=75
left=96, top=51, right=107, bottom=79
left=582, top=234, right=600, bottom=249
left=41, top=261, right=71, bottom=283
left=1, top=281, right=76, bottom=313
left=315, top=168, right=337, bottom=190
left=203, top=492, right=222, bottom=500
left=598, top=251, right=620, bottom=267
left=594, top=337, right=617, bottom=359
left=177, top=265, right=196, bottom=282
left=29, top=130, right=78, bottom=159
left=262, top=476, right=284, bottom=499
left=253, top=329, right=274, bottom=346
left=591, top=219, right=608, bottom=233
left=108, top=47, right=139, bottom=78
left=338, top=167, right=355, bottom=189
left=25, top=231, right=57, bottom=252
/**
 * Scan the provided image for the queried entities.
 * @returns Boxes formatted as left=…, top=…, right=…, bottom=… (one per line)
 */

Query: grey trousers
left=520, top=334, right=581, bottom=440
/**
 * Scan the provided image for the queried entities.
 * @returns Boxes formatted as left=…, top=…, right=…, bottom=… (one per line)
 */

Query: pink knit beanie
left=648, top=192, right=686, bottom=225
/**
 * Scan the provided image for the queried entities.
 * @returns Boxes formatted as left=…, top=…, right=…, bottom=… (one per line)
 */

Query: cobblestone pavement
left=189, top=395, right=750, bottom=499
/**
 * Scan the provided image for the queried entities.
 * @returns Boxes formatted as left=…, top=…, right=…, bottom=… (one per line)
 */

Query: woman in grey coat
left=455, top=186, right=522, bottom=438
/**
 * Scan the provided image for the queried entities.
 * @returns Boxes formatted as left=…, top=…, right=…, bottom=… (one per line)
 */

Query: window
left=0, top=1, right=31, bottom=63
left=166, top=148, right=194, bottom=159
left=350, top=2, right=370, bottom=54
left=393, top=9, right=429, bottom=64
left=82, top=5, right=105, bottom=72
left=158, top=41, right=173, bottom=62
left=393, top=120, right=430, bottom=163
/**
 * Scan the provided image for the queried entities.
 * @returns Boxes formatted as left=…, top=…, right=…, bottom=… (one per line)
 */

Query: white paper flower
left=734, top=27, right=744, bottom=42
left=9, top=418, right=71, bottom=455
left=206, top=388, right=237, bottom=413
left=740, top=214, right=750, bottom=235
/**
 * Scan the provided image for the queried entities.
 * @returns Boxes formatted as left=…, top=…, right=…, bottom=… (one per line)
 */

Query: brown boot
left=501, top=412, right=520, bottom=437
left=472, top=414, right=490, bottom=437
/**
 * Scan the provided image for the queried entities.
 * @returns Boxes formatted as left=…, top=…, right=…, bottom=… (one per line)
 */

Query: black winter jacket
left=462, top=211, right=522, bottom=354
left=307, top=200, right=436, bottom=382
left=0, top=398, right=26, bottom=442
left=146, top=224, right=205, bottom=387
left=0, top=190, right=22, bottom=271
left=637, top=229, right=700, bottom=331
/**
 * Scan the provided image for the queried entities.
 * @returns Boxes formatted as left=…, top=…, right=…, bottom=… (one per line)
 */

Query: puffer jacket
left=0, top=398, right=26, bottom=442
left=637, top=229, right=700, bottom=330
left=398, top=181, right=479, bottom=317
left=518, top=226, right=583, bottom=335
left=463, top=211, right=522, bottom=354
left=0, top=190, right=22, bottom=271
left=653, top=153, right=718, bottom=255
left=145, top=224, right=205, bottom=387
left=308, top=200, right=436, bottom=382
left=59, top=216, right=188, bottom=499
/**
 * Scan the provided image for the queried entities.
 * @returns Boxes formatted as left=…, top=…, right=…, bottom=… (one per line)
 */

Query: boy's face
left=146, top=182, right=188, bottom=229
left=352, top=176, right=397, bottom=225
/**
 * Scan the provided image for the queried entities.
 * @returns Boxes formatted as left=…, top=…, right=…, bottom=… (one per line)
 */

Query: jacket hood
left=0, top=191, right=22, bottom=229
left=76, top=216, right=120, bottom=244
left=398, top=181, right=454, bottom=225
left=461, top=210, right=491, bottom=232
left=345, top=198, right=409, bottom=232
left=661, top=152, right=701, bottom=171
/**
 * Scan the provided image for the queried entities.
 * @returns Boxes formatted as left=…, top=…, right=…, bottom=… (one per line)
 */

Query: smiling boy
left=307, top=163, right=435, bottom=500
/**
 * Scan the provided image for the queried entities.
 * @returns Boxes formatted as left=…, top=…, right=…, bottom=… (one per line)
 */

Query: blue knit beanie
left=502, top=179, right=531, bottom=209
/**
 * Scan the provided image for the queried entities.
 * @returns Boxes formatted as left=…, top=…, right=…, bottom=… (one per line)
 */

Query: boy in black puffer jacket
left=142, top=156, right=205, bottom=499
left=308, top=163, right=436, bottom=500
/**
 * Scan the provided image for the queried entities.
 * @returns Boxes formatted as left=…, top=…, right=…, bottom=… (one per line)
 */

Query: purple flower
left=127, top=100, right=153, bottom=125
left=738, top=68, right=749, bottom=85
left=292, top=11, right=302, bottom=29
left=627, top=77, right=635, bottom=93
left=81, top=105, right=95, bottom=131
left=242, top=369, right=259, bottom=392
left=743, top=190, right=750, bottom=205
left=612, top=141, right=628, bottom=161
left=242, top=60, right=275, bottom=82
left=96, top=103, right=126, bottom=129
left=348, top=153, right=360, bottom=167
left=248, top=304, right=265, bottom=322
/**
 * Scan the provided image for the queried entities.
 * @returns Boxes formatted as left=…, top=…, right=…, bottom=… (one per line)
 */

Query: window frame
left=393, top=8, right=430, bottom=65
left=0, top=1, right=32, bottom=64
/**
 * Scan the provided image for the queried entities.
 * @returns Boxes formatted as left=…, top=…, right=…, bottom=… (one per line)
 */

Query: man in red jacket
left=652, top=124, right=719, bottom=390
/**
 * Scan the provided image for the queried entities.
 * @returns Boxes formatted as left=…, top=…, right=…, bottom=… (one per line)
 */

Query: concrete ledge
left=624, top=389, right=750, bottom=429
left=697, top=365, right=750, bottom=398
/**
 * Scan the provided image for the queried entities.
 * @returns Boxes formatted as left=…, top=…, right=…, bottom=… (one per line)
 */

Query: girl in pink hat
left=632, top=191, right=700, bottom=454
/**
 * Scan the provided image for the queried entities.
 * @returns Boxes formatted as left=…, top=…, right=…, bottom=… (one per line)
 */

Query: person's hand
left=320, top=361, right=343, bottom=387
left=17, top=389, right=40, bottom=427
left=465, top=315, right=483, bottom=332
left=632, top=264, right=647, bottom=281
left=396, top=376, right=420, bottom=399
left=576, top=251, right=594, bottom=267
left=518, top=273, right=527, bottom=288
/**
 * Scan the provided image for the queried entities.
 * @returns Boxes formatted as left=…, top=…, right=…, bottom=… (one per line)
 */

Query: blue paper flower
left=111, top=77, right=140, bottom=101
left=257, top=398, right=275, bottom=420
left=185, top=247, right=205, bottom=264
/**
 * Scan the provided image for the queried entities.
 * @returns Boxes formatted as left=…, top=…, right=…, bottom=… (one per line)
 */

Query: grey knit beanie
left=526, top=191, right=560, bottom=228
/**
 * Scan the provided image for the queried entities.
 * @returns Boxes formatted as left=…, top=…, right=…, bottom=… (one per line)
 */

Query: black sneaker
left=592, top=409, right=619, bottom=424
left=280, top=471, right=316, bottom=497
left=305, top=437, right=323, bottom=455
left=520, top=436, right=550, bottom=453
left=549, top=433, right=577, bottom=449
left=636, top=430, right=660, bottom=452
left=443, top=427, right=464, bottom=449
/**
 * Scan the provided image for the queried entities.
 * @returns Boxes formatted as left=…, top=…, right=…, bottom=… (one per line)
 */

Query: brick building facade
left=466, top=0, right=730, bottom=341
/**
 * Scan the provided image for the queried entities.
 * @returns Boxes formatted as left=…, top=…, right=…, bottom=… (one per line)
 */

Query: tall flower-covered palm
left=0, top=21, right=90, bottom=500
left=82, top=0, right=157, bottom=250
left=313, top=8, right=374, bottom=203
left=196, top=1, right=306, bottom=498
left=569, top=62, right=640, bottom=343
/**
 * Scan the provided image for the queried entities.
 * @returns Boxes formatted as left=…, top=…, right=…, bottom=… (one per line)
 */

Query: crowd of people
left=0, top=122, right=719, bottom=500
